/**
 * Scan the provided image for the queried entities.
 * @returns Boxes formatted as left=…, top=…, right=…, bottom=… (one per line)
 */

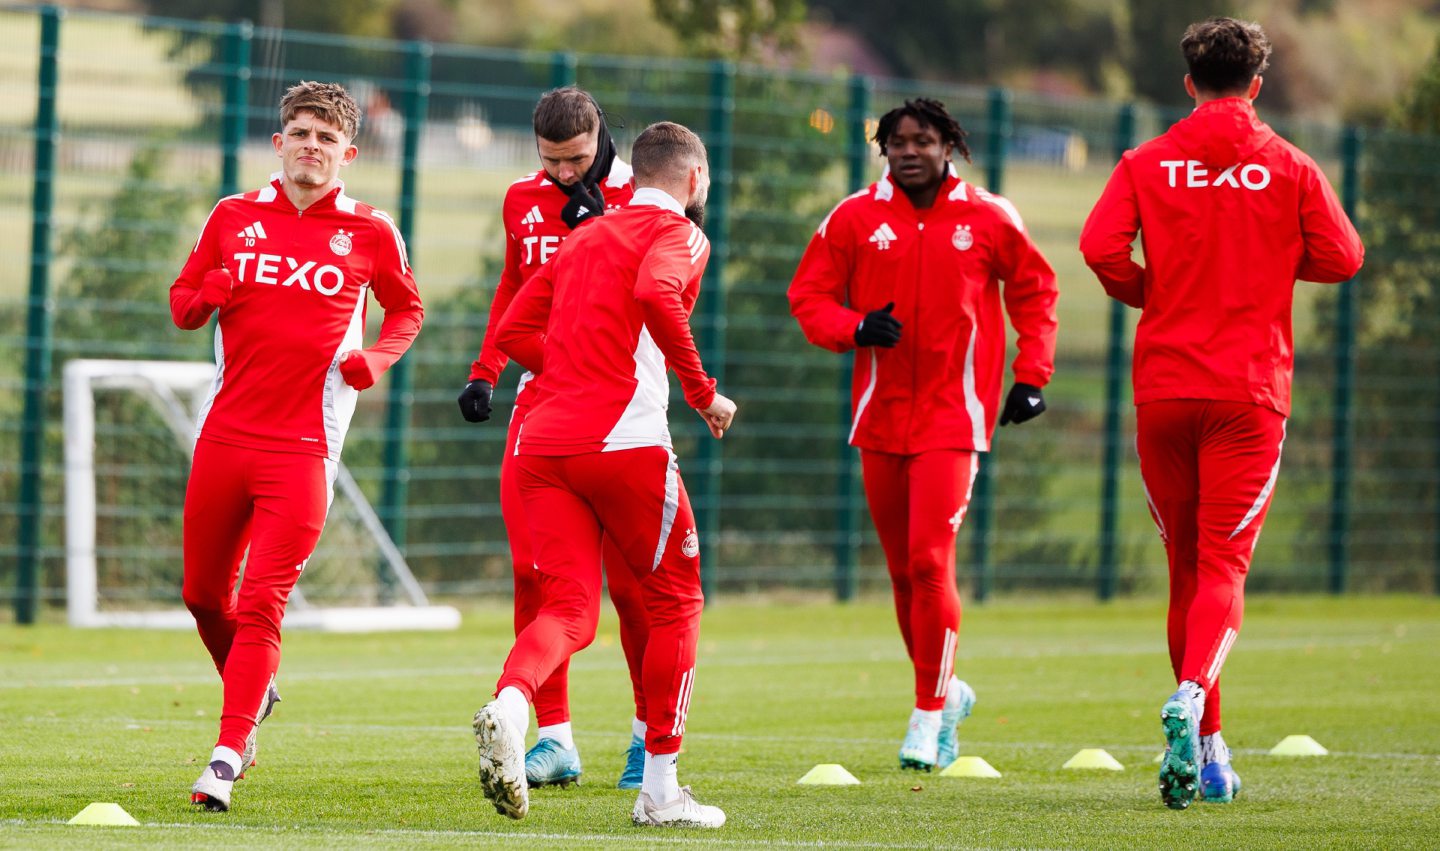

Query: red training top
left=169, top=174, right=423, bottom=461
left=467, top=161, right=635, bottom=395
left=1079, top=97, right=1364, bottom=417
left=788, top=170, right=1058, bottom=454
left=495, top=187, right=715, bottom=455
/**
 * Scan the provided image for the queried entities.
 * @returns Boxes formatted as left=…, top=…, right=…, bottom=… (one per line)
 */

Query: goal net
left=62, top=359, right=460, bottom=632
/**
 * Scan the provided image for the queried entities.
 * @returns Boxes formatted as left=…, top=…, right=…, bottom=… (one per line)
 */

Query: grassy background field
left=2, top=595, right=1437, bottom=848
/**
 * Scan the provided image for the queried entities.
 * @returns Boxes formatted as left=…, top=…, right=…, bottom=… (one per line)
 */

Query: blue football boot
left=936, top=678, right=977, bottom=769
left=1200, top=760, right=1242, bottom=803
left=1158, top=690, right=1201, bottom=810
left=899, top=717, right=940, bottom=771
left=525, top=737, right=582, bottom=788
left=617, top=733, right=645, bottom=790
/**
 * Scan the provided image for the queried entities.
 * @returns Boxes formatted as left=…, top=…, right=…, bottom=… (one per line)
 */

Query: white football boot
left=473, top=701, right=529, bottom=819
left=190, top=761, right=236, bottom=812
left=631, top=786, right=726, bottom=828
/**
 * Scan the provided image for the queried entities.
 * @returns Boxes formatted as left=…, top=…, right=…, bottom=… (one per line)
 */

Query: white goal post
left=63, top=358, right=461, bottom=632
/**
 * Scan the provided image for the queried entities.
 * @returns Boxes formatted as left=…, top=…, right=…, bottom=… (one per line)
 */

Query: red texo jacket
left=169, top=175, right=423, bottom=461
left=468, top=161, right=635, bottom=387
left=1079, top=98, right=1364, bottom=417
left=494, top=189, right=715, bottom=455
left=788, top=172, right=1058, bottom=454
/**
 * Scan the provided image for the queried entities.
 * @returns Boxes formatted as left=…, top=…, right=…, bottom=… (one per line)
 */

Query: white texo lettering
left=233, top=252, right=254, bottom=280
left=313, top=265, right=345, bottom=296
left=1186, top=160, right=1208, bottom=188
left=1161, top=160, right=1184, bottom=187
left=1240, top=164, right=1271, bottom=190
left=254, top=254, right=280, bottom=285
left=281, top=258, right=317, bottom=290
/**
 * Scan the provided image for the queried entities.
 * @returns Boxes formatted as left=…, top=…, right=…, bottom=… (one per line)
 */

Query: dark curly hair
left=1182, top=18, right=1272, bottom=94
left=874, top=98, right=971, bottom=163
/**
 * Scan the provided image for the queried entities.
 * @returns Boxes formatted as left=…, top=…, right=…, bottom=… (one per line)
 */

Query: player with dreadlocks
left=789, top=98, right=1059, bottom=771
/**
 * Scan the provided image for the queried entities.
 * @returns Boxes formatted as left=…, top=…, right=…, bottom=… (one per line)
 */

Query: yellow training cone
left=797, top=763, right=861, bottom=785
left=68, top=803, right=140, bottom=826
left=1062, top=748, right=1125, bottom=770
left=1269, top=734, right=1328, bottom=756
left=940, top=756, right=1002, bottom=778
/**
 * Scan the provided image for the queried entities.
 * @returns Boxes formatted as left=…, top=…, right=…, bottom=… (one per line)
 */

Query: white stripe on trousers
left=1228, top=420, right=1288, bottom=540
left=671, top=667, right=696, bottom=737
left=650, top=450, right=681, bottom=571
left=934, top=628, right=957, bottom=698
left=1206, top=627, right=1238, bottom=684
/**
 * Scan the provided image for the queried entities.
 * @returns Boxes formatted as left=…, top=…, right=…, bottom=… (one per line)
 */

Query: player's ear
left=1183, top=74, right=1198, bottom=100
left=1248, top=76, right=1263, bottom=100
left=341, top=144, right=359, bottom=167
left=272, top=132, right=284, bottom=158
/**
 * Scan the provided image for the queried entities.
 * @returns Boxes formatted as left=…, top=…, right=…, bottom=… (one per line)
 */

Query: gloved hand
left=560, top=180, right=605, bottom=229
left=854, top=302, right=902, bottom=348
left=200, top=267, right=234, bottom=311
left=338, top=350, right=384, bottom=391
left=457, top=379, right=494, bottom=423
left=999, top=382, right=1046, bottom=426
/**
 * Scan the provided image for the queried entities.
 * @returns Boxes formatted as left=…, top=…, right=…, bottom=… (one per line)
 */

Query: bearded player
left=472, top=121, right=735, bottom=828
left=457, top=86, right=650, bottom=789
left=171, top=81, right=423, bottom=811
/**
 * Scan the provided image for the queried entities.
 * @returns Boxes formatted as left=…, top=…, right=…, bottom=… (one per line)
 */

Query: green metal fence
left=3, top=5, right=1436, bottom=622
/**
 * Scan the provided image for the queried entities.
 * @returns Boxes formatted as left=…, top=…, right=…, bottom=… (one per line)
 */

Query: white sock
left=909, top=707, right=942, bottom=731
left=1177, top=679, right=1206, bottom=719
left=1200, top=731, right=1230, bottom=766
left=641, top=750, right=680, bottom=803
left=536, top=722, right=574, bottom=750
left=210, top=745, right=242, bottom=776
left=631, top=717, right=647, bottom=741
left=496, top=686, right=530, bottom=738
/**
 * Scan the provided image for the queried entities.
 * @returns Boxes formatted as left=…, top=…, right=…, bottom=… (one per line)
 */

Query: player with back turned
left=471, top=121, right=736, bottom=828
left=788, top=99, right=1059, bottom=773
left=1080, top=17, right=1363, bottom=809
left=456, top=86, right=650, bottom=790
left=170, top=81, right=424, bottom=812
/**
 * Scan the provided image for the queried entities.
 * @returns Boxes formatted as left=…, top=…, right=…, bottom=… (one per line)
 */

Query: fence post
left=1328, top=126, right=1361, bottom=595
left=834, top=74, right=871, bottom=602
left=378, top=40, right=431, bottom=576
left=697, top=60, right=734, bottom=600
left=969, top=86, right=1010, bottom=603
left=1097, top=102, right=1136, bottom=602
left=550, top=51, right=576, bottom=88
left=16, top=6, right=62, bottom=625
left=219, top=21, right=252, bottom=198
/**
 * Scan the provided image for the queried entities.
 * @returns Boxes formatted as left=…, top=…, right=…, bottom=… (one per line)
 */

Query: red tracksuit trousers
left=862, top=449, right=979, bottom=712
left=181, top=439, right=332, bottom=754
left=497, top=446, right=703, bottom=755
left=502, top=402, right=650, bottom=727
left=1136, top=400, right=1287, bottom=735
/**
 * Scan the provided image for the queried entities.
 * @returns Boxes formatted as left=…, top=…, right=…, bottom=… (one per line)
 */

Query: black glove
left=999, top=382, right=1046, bottom=426
left=559, top=180, right=605, bottom=229
left=457, top=379, right=494, bottom=423
left=557, top=98, right=618, bottom=230
left=854, top=302, right=902, bottom=348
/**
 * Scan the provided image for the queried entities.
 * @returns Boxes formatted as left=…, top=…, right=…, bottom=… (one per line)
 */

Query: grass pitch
left=2, top=595, right=1438, bottom=849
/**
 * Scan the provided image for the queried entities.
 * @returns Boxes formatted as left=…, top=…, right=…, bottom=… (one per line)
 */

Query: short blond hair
left=279, top=81, right=361, bottom=140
